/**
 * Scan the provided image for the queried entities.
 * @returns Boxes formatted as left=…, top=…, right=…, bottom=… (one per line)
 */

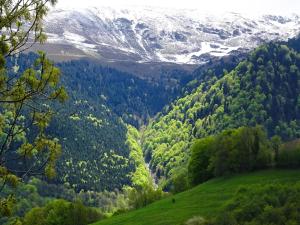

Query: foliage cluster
left=125, top=185, right=167, bottom=210
left=188, top=126, right=272, bottom=186
left=0, top=0, right=68, bottom=218
left=21, top=199, right=103, bottom=225
left=0, top=177, right=131, bottom=224
left=126, top=125, right=152, bottom=188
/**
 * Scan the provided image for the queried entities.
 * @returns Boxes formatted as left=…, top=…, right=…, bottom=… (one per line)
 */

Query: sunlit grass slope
left=92, top=170, right=300, bottom=225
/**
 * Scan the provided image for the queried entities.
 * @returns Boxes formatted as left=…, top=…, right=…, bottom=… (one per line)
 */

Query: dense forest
left=4, top=48, right=243, bottom=193
left=2, top=1, right=300, bottom=224
left=6, top=54, right=133, bottom=192
left=5, top=52, right=192, bottom=192
left=142, top=38, right=300, bottom=188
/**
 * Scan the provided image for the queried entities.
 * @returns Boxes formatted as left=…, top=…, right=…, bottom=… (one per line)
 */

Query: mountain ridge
left=40, top=6, right=300, bottom=65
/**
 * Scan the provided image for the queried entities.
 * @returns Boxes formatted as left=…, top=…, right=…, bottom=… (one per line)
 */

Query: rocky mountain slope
left=43, top=6, right=300, bottom=64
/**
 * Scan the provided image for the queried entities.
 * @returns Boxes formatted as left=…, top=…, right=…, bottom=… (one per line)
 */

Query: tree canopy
left=143, top=41, right=300, bottom=187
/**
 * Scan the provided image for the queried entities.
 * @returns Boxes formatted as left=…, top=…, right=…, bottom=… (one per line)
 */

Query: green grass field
left=92, top=170, right=300, bottom=225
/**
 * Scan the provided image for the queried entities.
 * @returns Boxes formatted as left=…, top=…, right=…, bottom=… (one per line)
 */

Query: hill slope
left=92, top=170, right=300, bottom=225
left=7, top=54, right=180, bottom=192
left=142, top=39, right=300, bottom=184
left=5, top=50, right=238, bottom=192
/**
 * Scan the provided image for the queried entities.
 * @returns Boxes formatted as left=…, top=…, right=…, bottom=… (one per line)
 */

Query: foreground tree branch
left=0, top=0, right=68, bottom=219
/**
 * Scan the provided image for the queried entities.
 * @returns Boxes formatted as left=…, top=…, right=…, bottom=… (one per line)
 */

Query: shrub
left=184, top=216, right=207, bottom=225
left=127, top=186, right=167, bottom=209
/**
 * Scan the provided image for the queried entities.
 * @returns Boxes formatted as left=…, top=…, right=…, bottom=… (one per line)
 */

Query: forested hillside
left=57, top=60, right=186, bottom=126
left=5, top=51, right=240, bottom=192
left=5, top=54, right=128, bottom=191
left=5, top=54, right=171, bottom=192
left=143, top=38, right=300, bottom=187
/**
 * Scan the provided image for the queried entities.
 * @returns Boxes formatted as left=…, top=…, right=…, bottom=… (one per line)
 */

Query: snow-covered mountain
left=44, top=6, right=300, bottom=64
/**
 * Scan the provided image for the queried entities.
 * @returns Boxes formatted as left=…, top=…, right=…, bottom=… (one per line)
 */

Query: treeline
left=0, top=177, right=129, bottom=224
left=188, top=126, right=300, bottom=187
left=8, top=53, right=184, bottom=126
left=143, top=38, right=300, bottom=188
left=178, top=125, right=300, bottom=193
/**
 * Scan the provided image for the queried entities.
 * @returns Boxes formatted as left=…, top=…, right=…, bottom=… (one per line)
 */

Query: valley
left=1, top=1, right=300, bottom=225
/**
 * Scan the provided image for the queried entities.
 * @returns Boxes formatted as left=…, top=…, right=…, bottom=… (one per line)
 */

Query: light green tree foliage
left=124, top=125, right=169, bottom=211
left=0, top=0, right=67, bottom=218
left=170, top=167, right=188, bottom=193
left=126, top=125, right=152, bottom=188
left=124, top=185, right=166, bottom=210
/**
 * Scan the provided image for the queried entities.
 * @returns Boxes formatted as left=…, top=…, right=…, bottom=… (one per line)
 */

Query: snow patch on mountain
left=44, top=6, right=300, bottom=64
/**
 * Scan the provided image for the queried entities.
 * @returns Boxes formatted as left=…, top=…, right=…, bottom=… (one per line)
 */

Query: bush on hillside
left=126, top=186, right=167, bottom=210
left=188, top=136, right=215, bottom=186
left=188, top=126, right=272, bottom=186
